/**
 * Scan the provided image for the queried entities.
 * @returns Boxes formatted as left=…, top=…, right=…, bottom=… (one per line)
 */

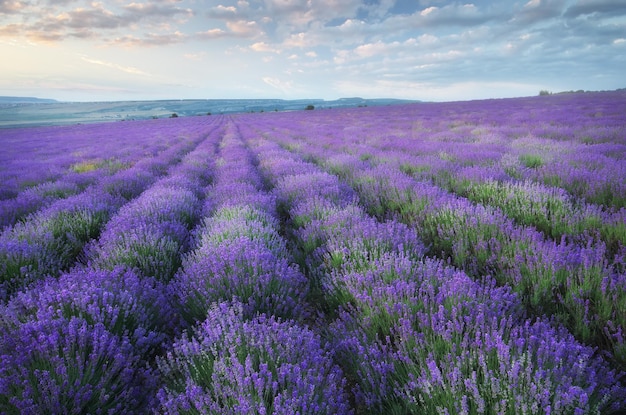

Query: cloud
left=226, top=20, right=262, bottom=37
left=262, top=76, right=293, bottom=94
left=123, top=2, right=193, bottom=20
left=421, top=6, right=437, bottom=17
left=262, top=0, right=362, bottom=30
left=282, top=32, right=314, bottom=48
left=564, top=0, right=626, bottom=18
left=195, top=20, right=263, bottom=40
left=276, top=18, right=373, bottom=50
left=354, top=40, right=398, bottom=58
left=207, top=4, right=238, bottom=19
left=263, top=0, right=307, bottom=13
left=183, top=51, right=206, bottom=60
left=511, top=0, right=566, bottom=25
left=334, top=35, right=450, bottom=65
left=80, top=56, right=152, bottom=76
left=0, top=23, right=21, bottom=36
left=250, top=41, right=280, bottom=53
left=48, top=4, right=123, bottom=31
left=411, top=3, right=496, bottom=27
left=0, top=0, right=26, bottom=14
left=1, top=1, right=193, bottom=44
left=196, top=28, right=227, bottom=39
left=109, top=31, right=187, bottom=47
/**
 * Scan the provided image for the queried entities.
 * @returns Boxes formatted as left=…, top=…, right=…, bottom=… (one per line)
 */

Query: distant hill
left=0, top=96, right=58, bottom=104
left=0, top=97, right=420, bottom=128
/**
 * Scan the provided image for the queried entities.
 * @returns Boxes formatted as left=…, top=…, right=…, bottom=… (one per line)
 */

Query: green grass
left=519, top=154, right=544, bottom=169
left=398, top=163, right=430, bottom=176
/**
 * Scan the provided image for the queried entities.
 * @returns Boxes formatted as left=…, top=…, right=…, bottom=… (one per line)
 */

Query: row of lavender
left=240, top=93, right=626, bottom=373
left=242, top=129, right=626, bottom=413
left=1, top=116, right=225, bottom=412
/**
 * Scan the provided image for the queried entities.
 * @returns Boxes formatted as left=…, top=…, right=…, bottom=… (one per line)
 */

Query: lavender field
left=1, top=91, right=626, bottom=414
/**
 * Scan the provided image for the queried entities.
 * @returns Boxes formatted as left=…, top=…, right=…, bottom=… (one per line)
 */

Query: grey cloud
left=564, top=0, right=626, bottom=18
left=195, top=28, right=228, bottom=40
left=412, top=3, right=501, bottom=28
left=263, top=0, right=309, bottom=14
left=511, top=0, right=566, bottom=25
left=2, top=1, right=192, bottom=42
left=194, top=20, right=262, bottom=40
left=0, top=22, right=19, bottom=34
left=0, top=0, right=27, bottom=14
left=333, top=11, right=624, bottom=96
left=109, top=31, right=188, bottom=47
left=123, top=2, right=193, bottom=20
left=60, top=5, right=125, bottom=29
left=260, top=0, right=363, bottom=29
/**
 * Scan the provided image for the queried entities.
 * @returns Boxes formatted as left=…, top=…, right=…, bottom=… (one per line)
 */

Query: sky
left=0, top=0, right=625, bottom=102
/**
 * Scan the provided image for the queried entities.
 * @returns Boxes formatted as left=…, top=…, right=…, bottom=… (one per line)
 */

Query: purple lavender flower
left=0, top=189, right=123, bottom=295
left=4, top=266, right=179, bottom=357
left=0, top=316, right=155, bottom=414
left=156, top=302, right=352, bottom=414
left=170, top=235, right=308, bottom=324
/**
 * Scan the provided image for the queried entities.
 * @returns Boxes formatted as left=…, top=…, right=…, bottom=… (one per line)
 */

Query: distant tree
left=305, top=104, right=315, bottom=110
left=170, top=113, right=178, bottom=118
left=539, top=90, right=552, bottom=96
left=207, top=112, right=211, bottom=116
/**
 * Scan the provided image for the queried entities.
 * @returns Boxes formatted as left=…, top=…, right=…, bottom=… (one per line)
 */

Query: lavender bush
left=3, top=266, right=178, bottom=357
left=0, top=316, right=154, bottom=414
left=156, top=301, right=352, bottom=415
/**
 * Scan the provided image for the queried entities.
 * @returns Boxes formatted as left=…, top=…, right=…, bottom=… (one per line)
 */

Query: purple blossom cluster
left=156, top=301, right=352, bottom=414
left=0, top=315, right=153, bottom=414
left=87, top=163, right=209, bottom=281
left=4, top=266, right=177, bottom=358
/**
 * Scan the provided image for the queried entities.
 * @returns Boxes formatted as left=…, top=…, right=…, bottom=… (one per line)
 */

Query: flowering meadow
left=1, top=90, right=625, bottom=414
